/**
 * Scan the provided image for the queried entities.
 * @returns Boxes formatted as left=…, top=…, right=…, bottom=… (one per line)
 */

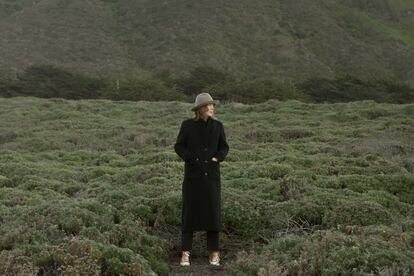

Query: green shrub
left=280, top=197, right=326, bottom=227
left=0, top=249, right=38, bottom=275
left=175, top=65, right=233, bottom=96
left=102, top=220, right=169, bottom=274
left=279, top=128, right=314, bottom=140
left=298, top=74, right=414, bottom=104
left=123, top=200, right=156, bottom=225
left=255, top=163, right=293, bottom=180
left=322, top=199, right=394, bottom=227
left=99, top=243, right=156, bottom=276
left=222, top=198, right=262, bottom=239
left=35, top=239, right=101, bottom=275
left=0, top=131, right=17, bottom=144
left=315, top=174, right=414, bottom=204
left=12, top=64, right=106, bottom=99
left=110, top=76, right=186, bottom=102
left=0, top=175, right=11, bottom=187
left=211, top=77, right=309, bottom=104
left=229, top=230, right=414, bottom=275
left=365, top=190, right=413, bottom=218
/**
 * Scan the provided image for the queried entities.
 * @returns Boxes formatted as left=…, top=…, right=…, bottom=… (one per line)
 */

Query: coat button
left=204, top=148, right=207, bottom=151
left=196, top=158, right=199, bottom=161
left=205, top=172, right=208, bottom=175
left=204, top=160, right=208, bottom=163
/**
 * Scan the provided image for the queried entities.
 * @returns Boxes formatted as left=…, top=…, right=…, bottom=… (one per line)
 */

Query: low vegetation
left=1, top=65, right=413, bottom=104
left=0, top=97, right=413, bottom=275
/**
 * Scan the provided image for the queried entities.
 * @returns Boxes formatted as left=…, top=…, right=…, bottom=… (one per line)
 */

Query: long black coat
left=174, top=116, right=229, bottom=231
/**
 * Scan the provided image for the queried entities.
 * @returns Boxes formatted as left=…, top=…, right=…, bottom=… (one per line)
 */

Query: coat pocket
left=185, top=157, right=201, bottom=178
left=209, top=159, right=220, bottom=179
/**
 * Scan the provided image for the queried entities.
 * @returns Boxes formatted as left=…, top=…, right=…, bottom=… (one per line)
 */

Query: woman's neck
left=201, top=115, right=210, bottom=121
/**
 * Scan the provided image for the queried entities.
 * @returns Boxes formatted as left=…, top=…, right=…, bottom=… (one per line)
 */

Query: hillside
left=0, top=97, right=413, bottom=274
left=0, top=0, right=413, bottom=85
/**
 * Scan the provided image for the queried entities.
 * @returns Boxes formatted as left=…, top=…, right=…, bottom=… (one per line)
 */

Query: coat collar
left=197, top=116, right=212, bottom=127
left=193, top=116, right=217, bottom=143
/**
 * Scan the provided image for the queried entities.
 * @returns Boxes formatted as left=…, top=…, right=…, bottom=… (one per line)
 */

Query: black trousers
left=181, top=230, right=219, bottom=251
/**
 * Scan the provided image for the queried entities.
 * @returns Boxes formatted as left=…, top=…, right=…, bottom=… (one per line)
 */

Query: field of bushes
left=2, top=65, right=413, bottom=105
left=0, top=96, right=413, bottom=275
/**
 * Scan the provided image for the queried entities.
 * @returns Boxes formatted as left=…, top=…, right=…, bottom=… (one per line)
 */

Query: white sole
left=209, top=257, right=220, bottom=266
left=180, top=251, right=190, bottom=266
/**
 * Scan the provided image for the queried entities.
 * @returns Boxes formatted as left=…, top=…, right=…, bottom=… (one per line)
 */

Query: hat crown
left=191, top=93, right=217, bottom=111
left=195, top=92, right=213, bottom=105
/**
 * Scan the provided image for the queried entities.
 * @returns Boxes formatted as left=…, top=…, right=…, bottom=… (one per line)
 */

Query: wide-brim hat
left=191, top=92, right=219, bottom=111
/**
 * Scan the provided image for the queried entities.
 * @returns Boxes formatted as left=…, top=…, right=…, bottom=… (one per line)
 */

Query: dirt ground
left=149, top=226, right=263, bottom=276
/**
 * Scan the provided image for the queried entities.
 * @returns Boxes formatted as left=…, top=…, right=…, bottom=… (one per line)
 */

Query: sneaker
left=209, top=251, right=220, bottom=266
left=180, top=251, right=190, bottom=266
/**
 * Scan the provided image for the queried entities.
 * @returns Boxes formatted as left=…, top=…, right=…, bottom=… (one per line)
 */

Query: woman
left=174, top=92, right=230, bottom=266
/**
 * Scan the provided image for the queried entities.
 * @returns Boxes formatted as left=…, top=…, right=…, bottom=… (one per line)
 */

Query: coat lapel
left=197, top=117, right=215, bottom=145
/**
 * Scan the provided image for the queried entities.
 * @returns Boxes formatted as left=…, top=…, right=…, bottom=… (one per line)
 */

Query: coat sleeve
left=174, top=121, right=196, bottom=164
left=213, top=123, right=229, bottom=162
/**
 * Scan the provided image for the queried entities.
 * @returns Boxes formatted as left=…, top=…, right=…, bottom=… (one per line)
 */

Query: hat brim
left=191, top=100, right=219, bottom=111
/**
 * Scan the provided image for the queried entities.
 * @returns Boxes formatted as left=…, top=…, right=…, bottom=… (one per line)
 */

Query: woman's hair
left=193, top=104, right=216, bottom=121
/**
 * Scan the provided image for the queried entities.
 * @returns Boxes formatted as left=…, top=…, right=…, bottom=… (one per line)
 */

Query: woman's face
left=201, top=103, right=215, bottom=117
